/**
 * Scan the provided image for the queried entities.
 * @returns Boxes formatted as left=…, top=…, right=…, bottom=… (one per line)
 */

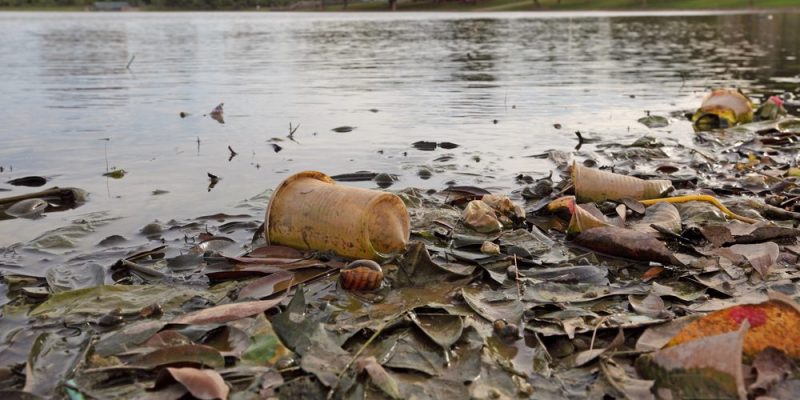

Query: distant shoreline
left=2, top=1, right=800, bottom=13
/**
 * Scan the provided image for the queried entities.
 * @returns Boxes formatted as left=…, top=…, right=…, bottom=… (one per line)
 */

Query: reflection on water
left=0, top=11, right=798, bottom=253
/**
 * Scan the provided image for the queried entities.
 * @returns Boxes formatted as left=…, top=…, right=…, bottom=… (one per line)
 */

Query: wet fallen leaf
left=638, top=114, right=669, bottom=128
left=24, top=331, right=89, bottom=397
left=462, top=287, right=523, bottom=326
left=95, top=320, right=169, bottom=357
left=31, top=284, right=226, bottom=319
left=600, top=357, right=655, bottom=400
left=144, top=330, right=194, bottom=348
left=519, top=264, right=609, bottom=285
left=409, top=311, right=463, bottom=349
left=237, top=271, right=293, bottom=300
left=572, top=226, right=682, bottom=266
left=172, top=295, right=286, bottom=325
left=131, top=344, right=225, bottom=369
left=7, top=176, right=47, bottom=187
left=720, top=242, right=779, bottom=278
left=240, top=314, right=290, bottom=367
left=155, top=367, right=229, bottom=400
left=629, top=202, right=681, bottom=235
left=355, top=356, right=402, bottom=399
left=641, top=266, right=664, bottom=282
left=629, top=293, right=671, bottom=318
left=637, top=324, right=748, bottom=400
left=750, top=347, right=792, bottom=394
left=332, top=126, right=355, bottom=133
left=4, top=198, right=48, bottom=219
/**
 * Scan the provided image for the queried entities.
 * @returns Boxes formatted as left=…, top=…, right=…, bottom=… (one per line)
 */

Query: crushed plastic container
left=692, top=88, right=753, bottom=131
left=572, top=161, right=673, bottom=203
left=265, top=171, right=410, bottom=261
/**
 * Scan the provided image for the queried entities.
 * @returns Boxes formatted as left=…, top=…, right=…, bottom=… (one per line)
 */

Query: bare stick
left=126, top=55, right=135, bottom=70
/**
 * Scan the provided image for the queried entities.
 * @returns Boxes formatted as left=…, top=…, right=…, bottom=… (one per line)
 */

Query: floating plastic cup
left=265, top=171, right=410, bottom=261
left=572, top=161, right=673, bottom=203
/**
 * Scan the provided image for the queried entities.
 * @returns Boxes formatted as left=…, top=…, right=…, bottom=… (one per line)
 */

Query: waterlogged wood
left=131, top=344, right=225, bottom=369
left=572, top=226, right=682, bottom=265
left=172, top=295, right=286, bottom=325
left=162, top=367, right=229, bottom=400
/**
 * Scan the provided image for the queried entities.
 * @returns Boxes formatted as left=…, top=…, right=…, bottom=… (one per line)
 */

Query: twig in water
left=288, top=122, right=300, bottom=139
left=574, top=131, right=584, bottom=150
left=228, top=145, right=238, bottom=161
left=126, top=55, right=136, bottom=70
left=589, top=315, right=610, bottom=351
left=514, top=255, right=521, bottom=300
left=99, top=138, right=110, bottom=173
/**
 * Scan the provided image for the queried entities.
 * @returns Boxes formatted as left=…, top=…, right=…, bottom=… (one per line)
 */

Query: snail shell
left=340, top=260, right=383, bottom=291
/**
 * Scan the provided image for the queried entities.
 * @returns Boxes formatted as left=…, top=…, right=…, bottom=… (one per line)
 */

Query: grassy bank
left=1, top=0, right=799, bottom=12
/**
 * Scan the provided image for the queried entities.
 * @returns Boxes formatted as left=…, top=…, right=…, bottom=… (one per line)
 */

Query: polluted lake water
left=0, top=10, right=800, bottom=399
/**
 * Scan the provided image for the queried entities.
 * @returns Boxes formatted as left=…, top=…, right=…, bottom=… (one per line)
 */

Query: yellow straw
left=640, top=194, right=759, bottom=224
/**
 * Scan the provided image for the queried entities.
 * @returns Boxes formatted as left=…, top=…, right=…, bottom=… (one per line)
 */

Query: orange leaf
left=641, top=266, right=664, bottom=282
left=666, top=293, right=800, bottom=358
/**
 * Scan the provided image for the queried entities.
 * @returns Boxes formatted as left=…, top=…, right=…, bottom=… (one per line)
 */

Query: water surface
left=0, top=11, right=798, bottom=259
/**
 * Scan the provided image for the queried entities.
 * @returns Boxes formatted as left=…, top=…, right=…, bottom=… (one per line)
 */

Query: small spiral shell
left=340, top=260, right=383, bottom=291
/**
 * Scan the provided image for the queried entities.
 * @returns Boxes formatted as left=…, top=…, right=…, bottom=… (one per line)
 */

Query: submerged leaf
left=638, top=115, right=669, bottom=128
left=409, top=311, right=463, bottom=349
left=30, top=284, right=223, bottom=318
left=24, top=331, right=89, bottom=397
left=131, top=344, right=225, bottom=369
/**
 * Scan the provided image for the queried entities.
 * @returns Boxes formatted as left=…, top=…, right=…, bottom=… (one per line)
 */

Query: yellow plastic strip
left=640, top=195, right=758, bottom=224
